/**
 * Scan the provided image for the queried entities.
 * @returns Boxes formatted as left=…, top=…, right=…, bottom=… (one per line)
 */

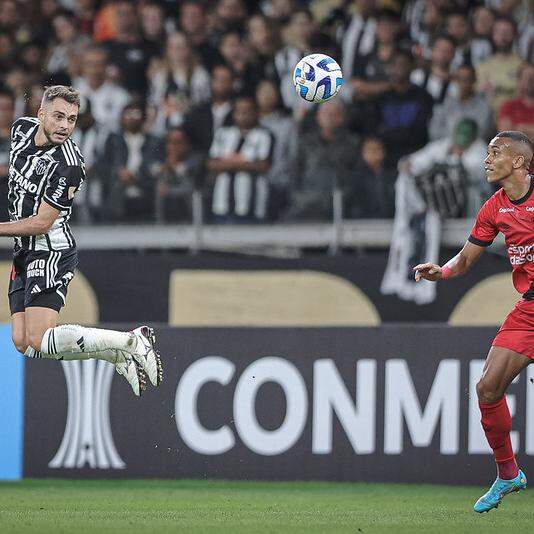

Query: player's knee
left=12, top=333, right=28, bottom=354
left=26, top=331, right=44, bottom=353
left=476, top=378, right=502, bottom=404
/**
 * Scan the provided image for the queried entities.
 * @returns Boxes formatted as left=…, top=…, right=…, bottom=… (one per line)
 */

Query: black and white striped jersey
left=9, top=117, right=85, bottom=251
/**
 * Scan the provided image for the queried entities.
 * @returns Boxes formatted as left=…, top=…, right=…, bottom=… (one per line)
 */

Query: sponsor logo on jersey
left=27, top=258, right=45, bottom=277
left=526, top=207, right=534, bottom=212
left=10, top=168, right=38, bottom=193
left=508, top=243, right=534, bottom=265
left=52, top=177, right=67, bottom=202
left=499, top=207, right=515, bottom=213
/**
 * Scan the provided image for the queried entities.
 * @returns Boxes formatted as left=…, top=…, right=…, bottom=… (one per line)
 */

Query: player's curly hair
left=41, top=85, right=81, bottom=108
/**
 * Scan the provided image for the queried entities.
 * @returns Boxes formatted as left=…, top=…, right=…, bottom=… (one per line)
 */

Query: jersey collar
left=510, top=175, right=534, bottom=205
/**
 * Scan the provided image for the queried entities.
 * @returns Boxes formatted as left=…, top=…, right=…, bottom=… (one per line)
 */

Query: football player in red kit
left=415, top=131, right=533, bottom=513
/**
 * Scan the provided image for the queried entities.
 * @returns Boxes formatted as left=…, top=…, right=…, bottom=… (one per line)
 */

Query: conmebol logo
left=49, top=360, right=125, bottom=469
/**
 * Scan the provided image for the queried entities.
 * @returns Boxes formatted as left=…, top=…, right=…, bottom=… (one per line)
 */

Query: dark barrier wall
left=23, top=325, right=534, bottom=484
left=1, top=249, right=510, bottom=323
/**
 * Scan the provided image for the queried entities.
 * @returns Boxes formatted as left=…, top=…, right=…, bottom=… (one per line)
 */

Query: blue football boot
left=473, top=469, right=527, bottom=513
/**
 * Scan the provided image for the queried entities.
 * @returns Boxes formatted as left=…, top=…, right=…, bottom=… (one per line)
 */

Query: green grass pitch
left=0, top=479, right=532, bottom=533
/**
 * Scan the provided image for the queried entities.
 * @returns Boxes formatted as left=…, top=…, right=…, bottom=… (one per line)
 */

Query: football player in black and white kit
left=5, top=85, right=162, bottom=396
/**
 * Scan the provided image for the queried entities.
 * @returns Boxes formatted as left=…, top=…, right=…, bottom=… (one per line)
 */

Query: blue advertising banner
left=0, top=324, right=24, bottom=480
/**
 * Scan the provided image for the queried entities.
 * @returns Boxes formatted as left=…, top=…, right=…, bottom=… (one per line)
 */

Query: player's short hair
left=495, top=131, right=533, bottom=169
left=41, top=85, right=81, bottom=108
left=495, top=131, right=532, bottom=146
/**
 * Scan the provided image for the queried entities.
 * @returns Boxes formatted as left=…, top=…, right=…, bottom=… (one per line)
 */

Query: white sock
left=40, top=325, right=136, bottom=360
left=24, top=345, right=125, bottom=364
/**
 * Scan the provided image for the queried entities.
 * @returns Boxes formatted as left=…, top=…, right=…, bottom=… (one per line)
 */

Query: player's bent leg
left=474, top=346, right=530, bottom=512
left=11, top=312, right=28, bottom=354
left=24, top=306, right=59, bottom=358
left=24, top=307, right=147, bottom=396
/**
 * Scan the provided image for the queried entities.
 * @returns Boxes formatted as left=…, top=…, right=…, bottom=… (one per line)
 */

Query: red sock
left=479, top=397, right=518, bottom=480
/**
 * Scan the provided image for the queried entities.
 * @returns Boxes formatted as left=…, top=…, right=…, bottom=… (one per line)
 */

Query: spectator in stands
left=183, top=63, right=235, bottom=155
left=207, top=95, right=274, bottom=222
left=212, top=0, right=248, bottom=36
left=71, top=97, right=109, bottom=223
left=263, top=0, right=296, bottom=24
left=19, top=40, right=46, bottom=84
left=75, top=45, right=130, bottom=132
left=148, top=31, right=211, bottom=137
left=141, top=2, right=166, bottom=56
left=476, top=16, right=523, bottom=112
left=72, top=0, right=96, bottom=36
left=179, top=1, right=221, bottom=70
left=351, top=9, right=400, bottom=102
left=498, top=63, right=534, bottom=141
left=0, top=30, right=15, bottom=73
left=24, top=82, right=44, bottom=116
left=404, top=0, right=443, bottom=60
left=0, top=0, right=28, bottom=47
left=46, top=9, right=91, bottom=76
left=372, top=49, right=433, bottom=166
left=218, top=30, right=262, bottom=97
left=103, top=0, right=153, bottom=98
left=152, top=127, right=204, bottom=222
left=5, top=66, right=28, bottom=118
left=429, top=64, right=493, bottom=141
left=0, top=89, right=14, bottom=221
left=340, top=0, right=377, bottom=102
left=346, top=136, right=396, bottom=218
left=103, top=102, right=160, bottom=221
left=470, top=6, right=495, bottom=67
left=247, top=14, right=280, bottom=83
left=256, top=79, right=297, bottom=214
left=275, top=9, right=316, bottom=108
left=411, top=34, right=455, bottom=103
left=399, top=118, right=489, bottom=217
left=285, top=98, right=359, bottom=220
left=445, top=10, right=472, bottom=69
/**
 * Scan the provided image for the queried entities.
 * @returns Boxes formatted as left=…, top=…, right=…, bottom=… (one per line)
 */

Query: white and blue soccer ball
left=293, top=53, right=343, bottom=103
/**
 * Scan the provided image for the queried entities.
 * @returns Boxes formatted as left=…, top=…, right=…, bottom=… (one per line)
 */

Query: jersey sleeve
left=43, top=162, right=84, bottom=211
left=468, top=196, right=498, bottom=246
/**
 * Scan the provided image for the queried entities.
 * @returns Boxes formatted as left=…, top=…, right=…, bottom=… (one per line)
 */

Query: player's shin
left=24, top=345, right=124, bottom=364
left=39, top=324, right=136, bottom=359
left=480, top=397, right=519, bottom=480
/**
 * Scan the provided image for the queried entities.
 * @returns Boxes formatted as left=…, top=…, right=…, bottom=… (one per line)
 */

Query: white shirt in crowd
left=74, top=78, right=130, bottom=132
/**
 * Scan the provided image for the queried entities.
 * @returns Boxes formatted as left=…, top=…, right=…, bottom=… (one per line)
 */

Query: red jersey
left=469, top=176, right=534, bottom=295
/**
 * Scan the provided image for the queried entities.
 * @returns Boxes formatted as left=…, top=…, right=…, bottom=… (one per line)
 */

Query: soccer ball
left=293, top=54, right=343, bottom=103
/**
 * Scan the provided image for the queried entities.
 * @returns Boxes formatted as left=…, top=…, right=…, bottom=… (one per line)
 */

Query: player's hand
left=413, top=263, right=442, bottom=282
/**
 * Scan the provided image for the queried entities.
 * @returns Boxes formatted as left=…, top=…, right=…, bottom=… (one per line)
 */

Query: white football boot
left=115, top=350, right=147, bottom=397
left=131, top=326, right=163, bottom=387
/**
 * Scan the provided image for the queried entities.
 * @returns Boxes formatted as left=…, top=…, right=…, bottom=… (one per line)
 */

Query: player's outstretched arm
left=414, top=241, right=486, bottom=282
left=0, top=201, right=60, bottom=237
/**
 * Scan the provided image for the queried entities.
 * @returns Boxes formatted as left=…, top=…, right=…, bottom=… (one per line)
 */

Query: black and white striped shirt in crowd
left=209, top=125, right=274, bottom=220
left=9, top=117, right=85, bottom=251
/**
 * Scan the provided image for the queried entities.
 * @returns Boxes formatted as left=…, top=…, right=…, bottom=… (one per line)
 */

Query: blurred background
left=1, top=0, right=534, bottom=490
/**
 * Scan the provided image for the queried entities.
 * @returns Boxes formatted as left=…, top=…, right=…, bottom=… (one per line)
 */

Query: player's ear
left=37, top=107, right=45, bottom=122
left=512, top=154, right=525, bottom=169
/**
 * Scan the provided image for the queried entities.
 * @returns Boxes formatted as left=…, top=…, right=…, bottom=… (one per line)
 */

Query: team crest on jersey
left=34, top=158, right=48, bottom=175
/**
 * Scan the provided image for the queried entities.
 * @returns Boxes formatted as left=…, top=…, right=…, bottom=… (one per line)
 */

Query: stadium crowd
left=0, top=0, right=533, bottom=223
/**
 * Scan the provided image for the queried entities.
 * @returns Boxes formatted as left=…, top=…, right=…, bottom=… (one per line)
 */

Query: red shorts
left=492, top=298, right=534, bottom=359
